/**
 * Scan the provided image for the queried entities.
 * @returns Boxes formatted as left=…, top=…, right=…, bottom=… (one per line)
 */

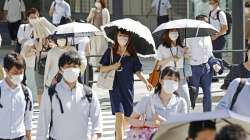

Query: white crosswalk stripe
left=31, top=104, right=116, bottom=140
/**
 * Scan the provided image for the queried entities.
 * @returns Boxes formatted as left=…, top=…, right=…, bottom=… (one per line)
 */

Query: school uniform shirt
left=216, top=78, right=250, bottom=117
left=18, top=24, right=37, bottom=68
left=44, top=46, right=74, bottom=87
left=209, top=7, right=228, bottom=35
left=3, top=0, right=25, bottom=23
left=36, top=80, right=102, bottom=140
left=155, top=44, right=184, bottom=69
left=185, top=36, right=214, bottom=66
left=50, top=0, right=71, bottom=25
left=134, top=94, right=187, bottom=122
left=0, top=80, right=33, bottom=139
left=151, top=0, right=172, bottom=16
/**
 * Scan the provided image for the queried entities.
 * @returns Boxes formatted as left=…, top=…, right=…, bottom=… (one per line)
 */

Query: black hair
left=246, top=2, right=250, bottom=7
left=215, top=124, right=247, bottom=140
left=59, top=16, right=72, bottom=25
left=154, top=66, right=180, bottom=95
left=58, top=51, right=81, bottom=68
left=3, top=52, right=26, bottom=71
left=196, top=14, right=208, bottom=20
left=187, top=120, right=216, bottom=139
left=26, top=8, right=39, bottom=18
left=56, top=37, right=68, bottom=47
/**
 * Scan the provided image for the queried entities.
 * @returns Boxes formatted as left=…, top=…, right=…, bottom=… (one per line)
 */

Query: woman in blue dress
left=99, top=28, right=152, bottom=140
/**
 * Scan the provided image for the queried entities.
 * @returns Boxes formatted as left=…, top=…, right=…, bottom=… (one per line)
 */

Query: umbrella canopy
left=29, top=17, right=56, bottom=39
left=153, top=110, right=250, bottom=140
left=54, top=22, right=100, bottom=38
left=153, top=19, right=218, bottom=47
left=101, top=18, right=156, bottom=57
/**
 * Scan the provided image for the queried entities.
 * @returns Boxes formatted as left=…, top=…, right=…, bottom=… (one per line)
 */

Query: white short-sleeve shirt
left=3, top=0, right=25, bottom=22
left=134, top=94, right=187, bottom=121
left=185, top=36, right=214, bottom=66
left=50, top=0, right=71, bottom=25
left=155, top=44, right=184, bottom=69
left=209, top=7, right=228, bottom=35
left=151, top=0, right=171, bottom=16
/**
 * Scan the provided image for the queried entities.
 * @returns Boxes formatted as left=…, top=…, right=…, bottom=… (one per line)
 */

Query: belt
left=0, top=136, right=24, bottom=140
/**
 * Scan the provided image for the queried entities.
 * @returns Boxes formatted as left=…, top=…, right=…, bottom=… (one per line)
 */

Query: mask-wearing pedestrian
left=9, top=74, right=24, bottom=86
left=95, top=1, right=102, bottom=9
left=57, top=39, right=67, bottom=49
left=62, top=68, right=80, bottom=83
left=169, top=31, right=179, bottom=41
left=162, top=80, right=178, bottom=93
left=117, top=35, right=129, bottom=47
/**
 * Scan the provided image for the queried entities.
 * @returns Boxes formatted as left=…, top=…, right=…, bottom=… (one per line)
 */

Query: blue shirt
left=216, top=78, right=250, bottom=117
left=0, top=80, right=33, bottom=139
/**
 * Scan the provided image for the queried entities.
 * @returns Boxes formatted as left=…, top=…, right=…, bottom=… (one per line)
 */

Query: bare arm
left=49, top=2, right=55, bottom=17
left=136, top=71, right=153, bottom=91
left=26, top=130, right=32, bottom=140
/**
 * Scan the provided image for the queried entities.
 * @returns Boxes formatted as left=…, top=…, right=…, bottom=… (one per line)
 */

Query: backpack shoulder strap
left=0, top=87, right=2, bottom=108
left=48, top=84, right=64, bottom=113
left=21, top=84, right=32, bottom=111
left=216, top=10, right=222, bottom=22
left=83, top=85, right=93, bottom=103
left=230, top=79, right=247, bottom=110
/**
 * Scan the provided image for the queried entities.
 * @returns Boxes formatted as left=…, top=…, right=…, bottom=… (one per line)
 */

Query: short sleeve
left=151, top=0, right=156, bottom=7
left=155, top=45, right=164, bottom=60
left=3, top=0, right=8, bottom=11
left=99, top=48, right=111, bottom=66
left=65, top=3, right=71, bottom=17
left=133, top=56, right=142, bottom=73
left=20, top=0, right=26, bottom=12
left=219, top=11, right=228, bottom=26
left=166, top=0, right=172, bottom=9
left=178, top=98, right=188, bottom=113
left=134, top=96, right=150, bottom=115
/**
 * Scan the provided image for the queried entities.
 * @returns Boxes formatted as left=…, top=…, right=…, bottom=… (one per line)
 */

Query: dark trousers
left=7, top=20, right=22, bottom=41
left=191, top=63, right=213, bottom=112
left=212, top=35, right=226, bottom=59
left=0, top=136, right=24, bottom=140
left=157, top=15, right=169, bottom=26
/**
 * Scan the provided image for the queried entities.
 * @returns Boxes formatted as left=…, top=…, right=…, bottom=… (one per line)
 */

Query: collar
left=60, top=79, right=77, bottom=93
left=154, top=94, right=178, bottom=109
left=2, top=79, right=22, bottom=92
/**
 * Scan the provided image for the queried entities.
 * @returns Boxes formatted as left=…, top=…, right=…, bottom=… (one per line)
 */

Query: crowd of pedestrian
left=0, top=0, right=250, bottom=140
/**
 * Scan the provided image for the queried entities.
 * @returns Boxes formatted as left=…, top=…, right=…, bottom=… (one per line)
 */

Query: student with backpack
left=49, top=0, right=71, bottom=26
left=0, top=52, right=33, bottom=140
left=3, top=0, right=26, bottom=47
left=208, top=0, right=230, bottom=60
left=216, top=78, right=250, bottom=117
left=37, top=51, right=102, bottom=140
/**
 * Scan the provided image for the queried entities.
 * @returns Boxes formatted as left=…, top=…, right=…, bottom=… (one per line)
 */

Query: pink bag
left=127, top=96, right=158, bottom=140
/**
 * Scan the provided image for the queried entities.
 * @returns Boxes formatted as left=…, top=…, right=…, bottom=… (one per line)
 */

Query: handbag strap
left=110, top=46, right=127, bottom=65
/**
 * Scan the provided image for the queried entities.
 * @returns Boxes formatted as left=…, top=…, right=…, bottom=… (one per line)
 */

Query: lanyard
left=169, top=46, right=178, bottom=67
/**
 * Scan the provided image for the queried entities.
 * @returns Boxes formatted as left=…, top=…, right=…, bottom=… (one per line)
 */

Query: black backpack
left=0, top=84, right=32, bottom=111
left=209, top=10, right=232, bottom=35
left=47, top=74, right=93, bottom=134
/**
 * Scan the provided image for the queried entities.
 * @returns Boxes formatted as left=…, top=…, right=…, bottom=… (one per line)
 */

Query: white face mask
left=117, top=35, right=129, bottom=47
left=95, top=2, right=102, bottom=8
left=57, top=39, right=67, bottom=48
left=169, top=32, right=179, bottom=41
left=10, top=74, right=24, bottom=86
left=63, top=68, right=80, bottom=83
left=162, top=80, right=179, bottom=93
